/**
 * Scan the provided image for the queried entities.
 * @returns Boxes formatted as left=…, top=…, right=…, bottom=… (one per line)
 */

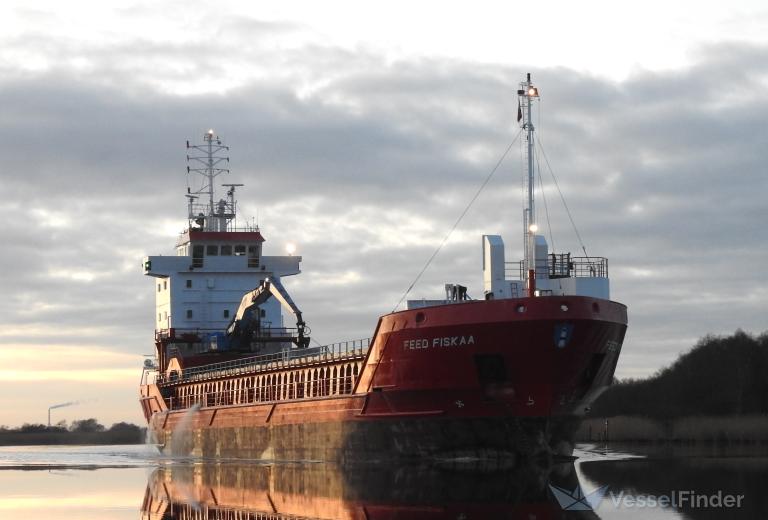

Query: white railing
left=167, top=373, right=360, bottom=410
left=156, top=338, right=370, bottom=385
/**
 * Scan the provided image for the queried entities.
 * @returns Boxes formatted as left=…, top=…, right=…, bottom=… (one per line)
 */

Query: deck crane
left=226, top=278, right=310, bottom=349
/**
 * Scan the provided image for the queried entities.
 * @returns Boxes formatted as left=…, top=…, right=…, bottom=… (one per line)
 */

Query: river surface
left=0, top=443, right=766, bottom=519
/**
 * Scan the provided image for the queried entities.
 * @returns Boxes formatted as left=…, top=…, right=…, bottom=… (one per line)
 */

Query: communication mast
left=186, top=130, right=235, bottom=231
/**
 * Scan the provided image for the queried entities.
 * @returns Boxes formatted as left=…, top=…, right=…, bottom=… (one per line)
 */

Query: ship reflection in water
left=2, top=445, right=766, bottom=519
left=140, top=461, right=597, bottom=520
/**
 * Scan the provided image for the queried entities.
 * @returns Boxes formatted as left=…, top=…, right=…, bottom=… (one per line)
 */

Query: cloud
left=0, top=368, right=137, bottom=383
left=0, top=19, right=766, bottom=425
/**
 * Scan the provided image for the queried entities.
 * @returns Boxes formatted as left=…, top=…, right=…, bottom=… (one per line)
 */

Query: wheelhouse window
left=234, top=245, right=246, bottom=256
left=192, top=245, right=204, bottom=267
left=221, top=245, right=233, bottom=256
left=206, top=245, right=218, bottom=256
left=248, top=245, right=260, bottom=268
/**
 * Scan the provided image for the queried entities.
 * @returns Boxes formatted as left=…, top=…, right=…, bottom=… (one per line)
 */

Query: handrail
left=155, top=327, right=301, bottom=341
left=505, top=256, right=608, bottom=280
left=155, top=338, right=371, bottom=385
left=165, top=372, right=360, bottom=411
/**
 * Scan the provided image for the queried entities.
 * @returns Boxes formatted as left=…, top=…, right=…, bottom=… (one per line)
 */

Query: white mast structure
left=518, top=73, right=540, bottom=296
left=406, top=73, right=614, bottom=309
left=186, top=130, right=233, bottom=232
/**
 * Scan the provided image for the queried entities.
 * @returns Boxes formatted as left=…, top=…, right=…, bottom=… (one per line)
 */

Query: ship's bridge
left=143, top=226, right=302, bottom=335
left=142, top=130, right=301, bottom=335
left=176, top=229, right=265, bottom=268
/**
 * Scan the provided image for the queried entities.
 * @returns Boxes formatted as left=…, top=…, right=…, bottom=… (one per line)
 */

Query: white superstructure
left=482, top=234, right=609, bottom=300
left=143, top=131, right=301, bottom=336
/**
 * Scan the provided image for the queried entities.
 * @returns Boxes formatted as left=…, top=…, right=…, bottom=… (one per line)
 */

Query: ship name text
left=404, top=335, right=475, bottom=350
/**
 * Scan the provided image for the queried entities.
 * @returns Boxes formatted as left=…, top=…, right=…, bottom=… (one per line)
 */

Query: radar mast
left=186, top=130, right=238, bottom=231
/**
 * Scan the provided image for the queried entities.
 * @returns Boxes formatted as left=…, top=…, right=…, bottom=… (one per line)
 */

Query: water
left=0, top=444, right=160, bottom=469
left=0, top=443, right=766, bottom=518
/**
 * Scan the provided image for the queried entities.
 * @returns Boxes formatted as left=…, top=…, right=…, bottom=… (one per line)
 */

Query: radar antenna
left=222, top=183, right=244, bottom=229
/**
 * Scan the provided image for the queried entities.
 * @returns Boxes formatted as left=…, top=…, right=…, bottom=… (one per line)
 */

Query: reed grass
left=576, top=415, right=768, bottom=443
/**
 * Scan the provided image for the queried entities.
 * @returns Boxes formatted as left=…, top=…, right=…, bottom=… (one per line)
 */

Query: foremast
left=518, top=74, right=539, bottom=297
left=474, top=74, right=612, bottom=303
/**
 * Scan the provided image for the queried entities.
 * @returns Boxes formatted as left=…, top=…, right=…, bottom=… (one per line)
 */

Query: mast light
left=529, top=224, right=538, bottom=233
left=527, top=87, right=539, bottom=97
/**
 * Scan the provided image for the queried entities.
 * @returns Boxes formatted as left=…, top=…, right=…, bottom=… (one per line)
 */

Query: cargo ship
left=139, top=74, right=627, bottom=464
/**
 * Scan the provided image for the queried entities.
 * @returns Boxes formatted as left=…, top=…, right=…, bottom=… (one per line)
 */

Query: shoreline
left=577, top=415, right=768, bottom=444
left=0, top=431, right=144, bottom=446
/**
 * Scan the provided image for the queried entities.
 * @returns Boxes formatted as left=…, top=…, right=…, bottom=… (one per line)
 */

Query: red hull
left=361, top=295, right=626, bottom=418
left=141, top=295, right=626, bottom=461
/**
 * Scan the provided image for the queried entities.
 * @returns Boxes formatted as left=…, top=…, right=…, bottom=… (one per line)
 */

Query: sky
left=1, top=0, right=767, bottom=427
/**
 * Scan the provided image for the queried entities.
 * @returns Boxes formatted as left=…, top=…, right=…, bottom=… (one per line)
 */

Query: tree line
left=590, top=330, right=768, bottom=418
left=0, top=419, right=145, bottom=445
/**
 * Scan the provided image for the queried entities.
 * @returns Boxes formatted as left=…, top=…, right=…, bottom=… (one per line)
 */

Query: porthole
left=415, top=312, right=426, bottom=324
left=560, top=303, right=569, bottom=312
left=592, top=302, right=600, bottom=313
left=516, top=305, right=526, bottom=313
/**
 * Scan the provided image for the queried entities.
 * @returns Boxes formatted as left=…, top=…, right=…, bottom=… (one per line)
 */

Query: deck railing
left=155, top=327, right=301, bottom=342
left=166, top=373, right=359, bottom=411
left=155, top=338, right=370, bottom=385
left=505, top=256, right=608, bottom=280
